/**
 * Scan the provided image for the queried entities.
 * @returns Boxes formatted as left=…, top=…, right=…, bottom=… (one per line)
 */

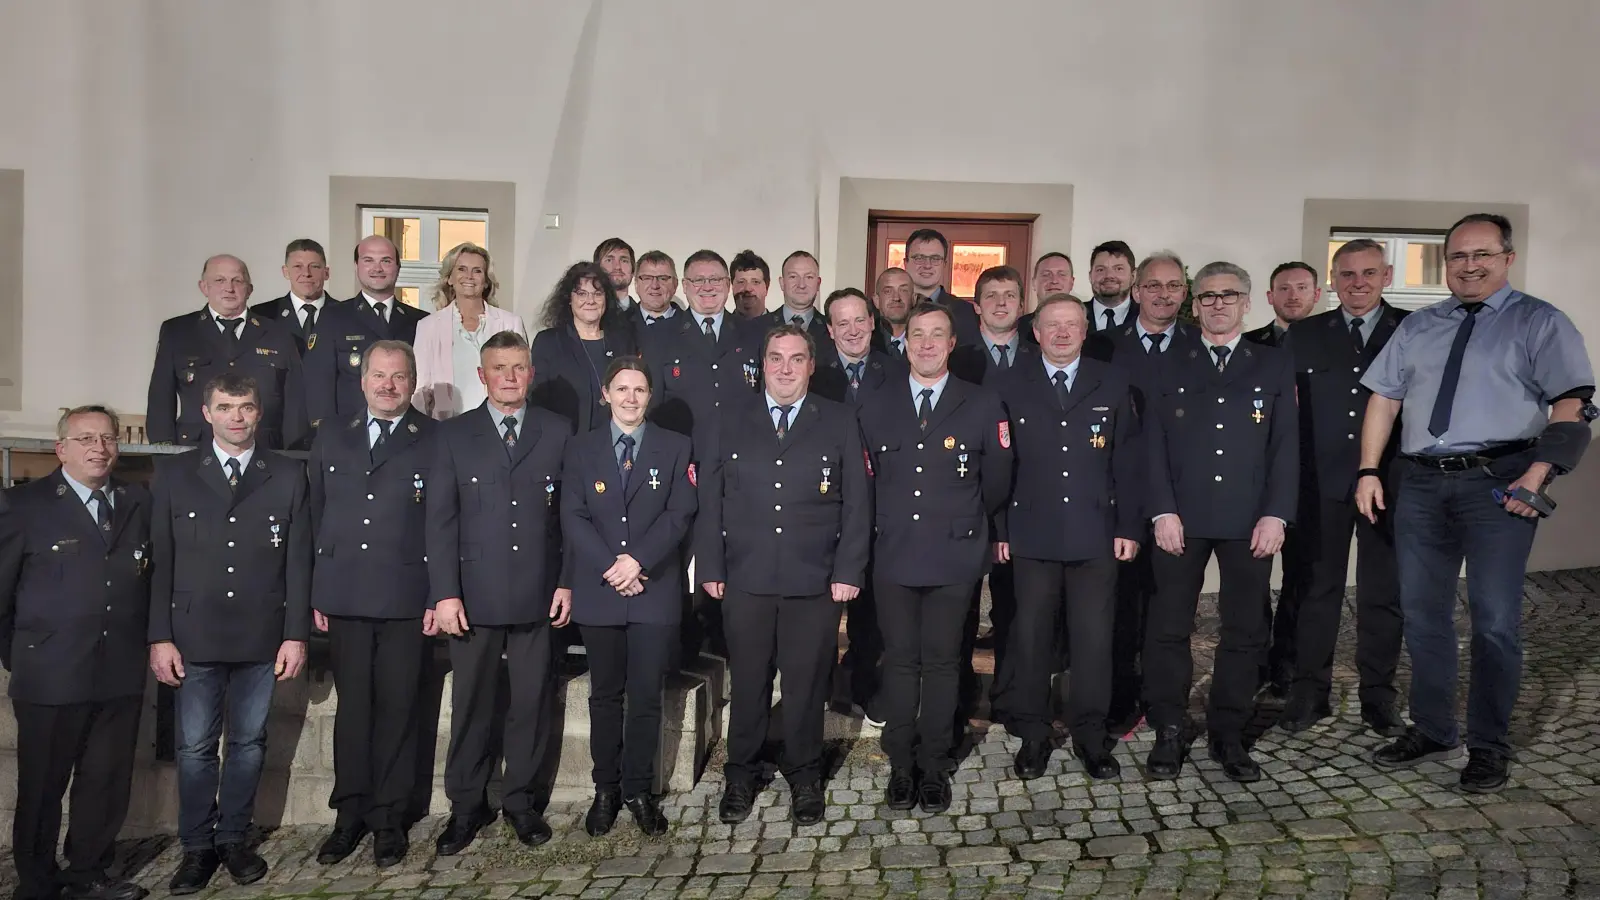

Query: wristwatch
left=1357, top=467, right=1382, bottom=479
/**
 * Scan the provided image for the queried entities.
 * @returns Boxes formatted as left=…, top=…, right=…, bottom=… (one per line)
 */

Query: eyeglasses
left=684, top=276, right=728, bottom=287
left=65, top=434, right=118, bottom=448
left=635, top=274, right=676, bottom=285
left=1139, top=281, right=1186, bottom=294
left=1195, top=291, right=1247, bottom=307
left=571, top=290, right=607, bottom=302
left=1445, top=250, right=1508, bottom=267
left=907, top=254, right=946, bottom=266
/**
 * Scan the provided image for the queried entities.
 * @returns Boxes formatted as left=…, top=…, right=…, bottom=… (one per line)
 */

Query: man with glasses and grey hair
left=1141, top=262, right=1298, bottom=784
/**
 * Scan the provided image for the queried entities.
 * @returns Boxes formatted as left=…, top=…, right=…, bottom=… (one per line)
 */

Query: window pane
left=1405, top=241, right=1446, bottom=288
left=373, top=217, right=421, bottom=262
left=1326, top=240, right=1347, bottom=285
left=950, top=244, right=1006, bottom=298
left=886, top=242, right=906, bottom=270
left=438, top=219, right=487, bottom=260
left=397, top=286, right=421, bottom=308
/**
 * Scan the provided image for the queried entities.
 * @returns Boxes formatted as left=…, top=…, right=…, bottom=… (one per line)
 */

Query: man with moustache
left=628, top=250, right=683, bottom=333
left=1274, top=241, right=1407, bottom=736
left=427, top=331, right=573, bottom=854
left=1017, top=252, right=1074, bottom=345
left=146, top=254, right=308, bottom=450
left=306, top=341, right=436, bottom=869
left=594, top=237, right=636, bottom=308
left=731, top=250, right=772, bottom=319
left=860, top=302, right=1012, bottom=811
left=1245, top=262, right=1321, bottom=347
left=697, top=326, right=872, bottom=827
left=305, top=236, right=427, bottom=421
left=902, top=229, right=983, bottom=346
left=875, top=267, right=915, bottom=357
left=761, top=251, right=835, bottom=358
left=251, top=238, right=338, bottom=357
left=1, top=407, right=152, bottom=900
left=1085, top=241, right=1138, bottom=334
left=1142, top=262, right=1297, bottom=783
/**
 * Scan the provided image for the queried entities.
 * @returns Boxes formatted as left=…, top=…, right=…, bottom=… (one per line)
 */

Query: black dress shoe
left=885, top=769, right=917, bottom=811
left=1013, top=739, right=1051, bottom=780
left=1459, top=748, right=1512, bottom=794
left=505, top=809, right=552, bottom=847
left=790, top=781, right=826, bottom=825
left=167, top=850, right=219, bottom=896
left=315, top=822, right=369, bottom=865
left=1075, top=741, right=1121, bottom=780
left=372, top=828, right=408, bottom=868
left=624, top=793, right=669, bottom=836
left=217, top=843, right=267, bottom=885
left=61, top=878, right=147, bottom=900
left=586, top=788, right=624, bottom=836
left=1145, top=724, right=1187, bottom=780
left=917, top=770, right=952, bottom=814
left=1360, top=701, right=1408, bottom=738
left=1372, top=727, right=1460, bottom=769
left=1208, top=738, right=1262, bottom=783
left=434, top=808, right=496, bottom=856
left=1278, top=693, right=1333, bottom=734
left=718, top=781, right=757, bottom=824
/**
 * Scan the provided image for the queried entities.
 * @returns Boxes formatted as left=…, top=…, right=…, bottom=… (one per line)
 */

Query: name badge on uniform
left=648, top=468, right=661, bottom=490
left=270, top=523, right=283, bottom=548
left=1252, top=398, right=1265, bottom=424
left=1090, top=423, right=1106, bottom=449
left=255, top=347, right=277, bottom=356
left=820, top=467, right=831, bottom=494
left=957, top=453, right=969, bottom=477
left=413, top=473, right=425, bottom=503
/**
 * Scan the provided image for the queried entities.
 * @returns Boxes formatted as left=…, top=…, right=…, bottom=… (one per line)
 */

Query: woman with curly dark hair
left=530, top=262, right=641, bottom=433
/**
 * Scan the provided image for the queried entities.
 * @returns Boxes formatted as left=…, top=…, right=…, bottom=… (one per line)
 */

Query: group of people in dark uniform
left=2, top=214, right=1594, bottom=900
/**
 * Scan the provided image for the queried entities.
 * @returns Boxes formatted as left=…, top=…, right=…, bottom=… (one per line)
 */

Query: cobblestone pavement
left=13, top=569, right=1600, bottom=899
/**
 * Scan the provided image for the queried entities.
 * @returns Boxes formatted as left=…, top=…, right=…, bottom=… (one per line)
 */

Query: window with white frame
left=1325, top=230, right=1448, bottom=311
left=360, top=207, right=488, bottom=309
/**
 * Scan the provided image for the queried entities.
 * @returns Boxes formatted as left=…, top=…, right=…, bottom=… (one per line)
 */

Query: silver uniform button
left=227, top=591, right=234, bottom=598
left=512, top=545, right=519, bottom=551
left=1216, top=450, right=1224, bottom=455
left=775, top=527, right=783, bottom=534
left=363, top=518, right=370, bottom=525
left=774, top=505, right=782, bottom=511
left=912, top=514, right=920, bottom=521
left=774, top=482, right=782, bottom=488
left=620, top=516, right=627, bottom=522
left=1215, top=475, right=1223, bottom=482
left=471, top=477, right=478, bottom=483
left=361, top=543, right=368, bottom=550
left=775, top=460, right=783, bottom=466
left=917, top=443, right=924, bottom=450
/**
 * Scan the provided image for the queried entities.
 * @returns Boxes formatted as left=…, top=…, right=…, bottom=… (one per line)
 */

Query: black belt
left=1402, top=439, right=1536, bottom=472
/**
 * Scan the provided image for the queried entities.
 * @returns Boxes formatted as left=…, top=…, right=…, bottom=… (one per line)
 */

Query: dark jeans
left=175, top=661, right=277, bottom=851
left=580, top=622, right=676, bottom=798
left=876, top=580, right=974, bottom=774
left=723, top=590, right=841, bottom=787
left=1394, top=457, right=1538, bottom=755
left=1006, top=557, right=1118, bottom=747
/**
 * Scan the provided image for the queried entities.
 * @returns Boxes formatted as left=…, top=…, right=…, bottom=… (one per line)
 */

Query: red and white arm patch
left=687, top=463, right=697, bottom=487
left=998, top=421, right=1012, bottom=449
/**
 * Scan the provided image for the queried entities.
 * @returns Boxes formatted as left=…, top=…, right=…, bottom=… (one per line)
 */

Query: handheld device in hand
left=1492, top=485, right=1557, bottom=517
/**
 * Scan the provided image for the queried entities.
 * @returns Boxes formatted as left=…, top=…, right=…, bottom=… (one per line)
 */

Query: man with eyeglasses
left=875, top=267, right=916, bottom=357
left=305, top=236, right=427, bottom=424
left=594, top=237, right=637, bottom=308
left=902, top=228, right=983, bottom=347
left=761, top=251, right=836, bottom=360
left=1358, top=213, right=1596, bottom=793
left=1, top=407, right=152, bottom=900
left=628, top=250, right=683, bottom=345
left=1142, top=262, right=1297, bottom=784
left=730, top=250, right=771, bottom=319
left=1245, top=262, right=1321, bottom=348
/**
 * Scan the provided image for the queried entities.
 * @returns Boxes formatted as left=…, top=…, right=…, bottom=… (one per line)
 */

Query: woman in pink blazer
left=412, top=242, right=529, bottom=419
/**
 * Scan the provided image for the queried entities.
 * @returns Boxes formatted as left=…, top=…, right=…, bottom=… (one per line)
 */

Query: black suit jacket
left=0, top=472, right=152, bottom=704
left=531, top=324, right=641, bottom=436
left=250, top=293, right=341, bottom=356
left=644, top=313, right=764, bottom=462
left=149, top=448, right=312, bottom=663
left=760, top=308, right=835, bottom=360
left=1287, top=303, right=1408, bottom=501
left=426, top=402, right=572, bottom=627
left=561, top=425, right=697, bottom=626
left=695, top=394, right=872, bottom=595
left=1088, top=320, right=1202, bottom=418
left=303, top=297, right=428, bottom=424
left=145, top=307, right=308, bottom=449
left=308, top=407, right=437, bottom=619
left=860, top=377, right=1012, bottom=586
left=810, top=351, right=903, bottom=405
left=1242, top=322, right=1288, bottom=348
left=629, top=302, right=684, bottom=344
left=1144, top=340, right=1299, bottom=540
left=950, top=339, right=1039, bottom=387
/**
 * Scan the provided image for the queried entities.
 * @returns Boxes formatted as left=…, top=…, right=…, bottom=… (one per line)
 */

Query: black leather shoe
left=790, top=781, right=826, bottom=825
left=1361, top=701, right=1408, bottom=738
left=624, top=793, right=669, bottom=836
left=1278, top=692, right=1333, bottom=734
left=1075, top=741, right=1121, bottom=780
left=372, top=828, right=408, bottom=868
left=1145, top=724, right=1187, bottom=780
left=1459, top=748, right=1512, bottom=794
left=1014, top=739, right=1051, bottom=780
left=167, top=851, right=219, bottom=896
left=61, top=878, right=147, bottom=900
left=217, top=844, right=267, bottom=885
left=586, top=788, right=624, bottom=837
left=1373, top=727, right=1460, bottom=769
left=1208, top=738, right=1262, bottom=783
left=917, top=770, right=952, bottom=814
left=718, top=780, right=757, bottom=824
left=505, top=809, right=553, bottom=847
left=885, top=769, right=917, bottom=811
left=434, top=808, right=496, bottom=856
left=315, top=822, right=368, bottom=865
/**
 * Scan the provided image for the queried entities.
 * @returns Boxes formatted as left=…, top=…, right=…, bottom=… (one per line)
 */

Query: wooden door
left=868, top=214, right=1036, bottom=300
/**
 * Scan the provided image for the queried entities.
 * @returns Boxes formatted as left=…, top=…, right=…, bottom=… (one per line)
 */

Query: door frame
left=867, top=212, right=1036, bottom=299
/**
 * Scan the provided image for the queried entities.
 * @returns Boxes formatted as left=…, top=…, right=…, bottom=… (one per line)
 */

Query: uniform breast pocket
left=262, top=511, right=291, bottom=549
left=459, top=472, right=494, bottom=512
left=176, top=357, right=210, bottom=384
left=869, top=439, right=900, bottom=481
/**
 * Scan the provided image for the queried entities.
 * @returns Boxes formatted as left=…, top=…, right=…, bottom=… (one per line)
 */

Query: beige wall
left=2, top=0, right=1599, bottom=567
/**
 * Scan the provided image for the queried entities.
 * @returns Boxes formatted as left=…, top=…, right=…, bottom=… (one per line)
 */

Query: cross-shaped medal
left=956, top=459, right=969, bottom=478
left=1090, top=433, right=1106, bottom=448
left=1252, top=409, right=1265, bottom=424
left=648, top=470, right=661, bottom=490
left=270, top=532, right=283, bottom=548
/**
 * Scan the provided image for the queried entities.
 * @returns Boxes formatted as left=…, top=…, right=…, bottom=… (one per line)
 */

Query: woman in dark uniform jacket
left=561, top=358, right=697, bottom=837
left=531, top=262, right=641, bottom=435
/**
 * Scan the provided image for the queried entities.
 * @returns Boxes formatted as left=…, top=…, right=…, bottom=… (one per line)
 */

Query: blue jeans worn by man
left=175, top=662, right=278, bottom=852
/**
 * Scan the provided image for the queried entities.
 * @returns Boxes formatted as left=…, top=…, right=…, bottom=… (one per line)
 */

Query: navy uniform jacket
left=1088, top=320, right=1202, bottom=418
left=694, top=394, right=872, bottom=596
left=146, top=307, right=309, bottom=450
left=1242, top=321, right=1286, bottom=348
left=148, top=448, right=312, bottom=663
left=810, top=351, right=903, bottom=405
left=308, top=407, right=436, bottom=619
left=860, top=376, right=1012, bottom=586
left=922, top=288, right=984, bottom=347
left=1145, top=340, right=1299, bottom=540
left=644, top=314, right=763, bottom=462
left=630, top=304, right=684, bottom=353
left=250, top=294, right=341, bottom=357
left=303, top=297, right=427, bottom=426
left=760, top=308, right=835, bottom=361
left=0, top=472, right=152, bottom=705
left=426, top=402, right=572, bottom=627
left=992, top=356, right=1144, bottom=561
left=530, top=323, right=640, bottom=436
left=561, top=425, right=697, bottom=626
left=950, top=340, right=1040, bottom=387
left=1288, top=303, right=1408, bottom=501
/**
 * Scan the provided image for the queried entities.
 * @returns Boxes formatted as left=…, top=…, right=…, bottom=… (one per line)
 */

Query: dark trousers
left=983, top=562, right=1018, bottom=719
left=9, top=696, right=141, bottom=900
left=1288, top=495, right=1402, bottom=705
left=1262, top=521, right=1313, bottom=686
left=175, top=661, right=276, bottom=851
left=1108, top=540, right=1155, bottom=723
left=1006, top=557, right=1118, bottom=746
left=326, top=615, right=427, bottom=830
left=1145, top=538, right=1272, bottom=740
left=836, top=577, right=881, bottom=711
left=443, top=622, right=553, bottom=816
left=1394, top=459, right=1537, bottom=756
left=876, top=580, right=974, bottom=774
left=723, top=590, right=841, bottom=787
left=579, top=622, right=675, bottom=798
